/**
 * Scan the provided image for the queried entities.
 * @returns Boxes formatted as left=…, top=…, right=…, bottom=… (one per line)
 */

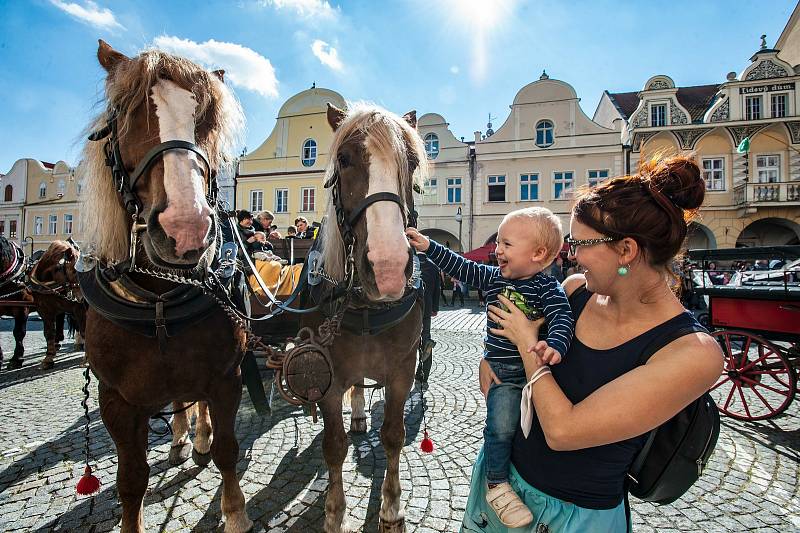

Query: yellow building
left=22, top=160, right=82, bottom=252
left=236, top=87, right=346, bottom=232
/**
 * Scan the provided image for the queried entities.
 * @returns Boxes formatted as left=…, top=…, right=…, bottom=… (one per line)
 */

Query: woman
left=462, top=154, right=722, bottom=532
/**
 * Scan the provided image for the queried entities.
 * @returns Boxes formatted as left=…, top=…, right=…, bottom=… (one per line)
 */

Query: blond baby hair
left=501, top=207, right=564, bottom=265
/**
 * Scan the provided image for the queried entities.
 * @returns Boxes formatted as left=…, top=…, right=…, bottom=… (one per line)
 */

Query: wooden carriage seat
left=248, top=260, right=304, bottom=297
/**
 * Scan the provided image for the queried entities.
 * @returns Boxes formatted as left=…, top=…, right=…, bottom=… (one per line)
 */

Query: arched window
left=302, top=139, right=317, bottom=167
left=535, top=120, right=554, bottom=148
left=424, top=133, right=439, bottom=159
left=4, top=185, right=12, bottom=202
left=57, top=180, right=66, bottom=197
left=39, top=182, right=47, bottom=199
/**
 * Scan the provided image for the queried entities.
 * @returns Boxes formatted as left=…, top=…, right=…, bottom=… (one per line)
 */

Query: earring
left=618, top=265, right=630, bottom=276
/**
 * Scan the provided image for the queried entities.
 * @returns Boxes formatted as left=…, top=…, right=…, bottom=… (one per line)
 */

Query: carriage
left=686, top=246, right=800, bottom=422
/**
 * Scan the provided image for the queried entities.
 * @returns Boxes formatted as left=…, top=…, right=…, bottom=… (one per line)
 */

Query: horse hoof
left=40, top=359, right=54, bottom=370
left=169, top=441, right=192, bottom=465
left=7, top=358, right=22, bottom=370
left=192, top=448, right=212, bottom=467
left=378, top=517, right=406, bottom=533
left=350, top=418, right=368, bottom=434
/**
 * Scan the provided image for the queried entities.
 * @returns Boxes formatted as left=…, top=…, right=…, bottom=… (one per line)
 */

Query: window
left=447, top=177, right=462, bottom=203
left=34, top=216, right=43, bottom=235
left=57, top=180, right=66, bottom=197
left=48, top=214, right=57, bottom=235
left=702, top=158, right=725, bottom=191
left=535, top=120, right=554, bottom=147
left=302, top=139, right=317, bottom=167
left=301, top=187, right=315, bottom=212
left=745, top=96, right=762, bottom=120
left=588, top=169, right=609, bottom=188
left=553, top=171, right=574, bottom=200
left=422, top=178, right=438, bottom=204
left=275, top=188, right=288, bottom=213
left=424, top=133, right=439, bottom=159
left=520, top=173, right=539, bottom=201
left=9, top=220, right=17, bottom=239
left=487, top=175, right=506, bottom=202
left=756, top=155, right=780, bottom=183
left=64, top=214, right=73, bottom=234
left=650, top=104, right=667, bottom=127
left=0, top=221, right=4, bottom=235
left=39, top=182, right=46, bottom=199
left=772, top=93, right=787, bottom=118
left=249, top=190, right=263, bottom=212
left=4, top=185, right=12, bottom=202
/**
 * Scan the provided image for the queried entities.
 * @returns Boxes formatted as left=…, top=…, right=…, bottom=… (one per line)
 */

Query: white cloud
left=260, top=0, right=338, bottom=19
left=49, top=0, right=125, bottom=31
left=153, top=36, right=279, bottom=99
left=450, top=65, right=460, bottom=75
left=311, top=40, right=343, bottom=71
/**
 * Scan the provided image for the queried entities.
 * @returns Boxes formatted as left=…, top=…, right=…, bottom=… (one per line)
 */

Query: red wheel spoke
left=739, top=349, right=776, bottom=373
left=723, top=335, right=736, bottom=369
left=710, top=376, right=733, bottom=392
left=723, top=382, right=737, bottom=411
left=747, top=383, right=776, bottom=413
left=738, top=375, right=791, bottom=397
left=737, top=384, right=752, bottom=419
left=746, top=369, right=791, bottom=388
left=742, top=335, right=753, bottom=364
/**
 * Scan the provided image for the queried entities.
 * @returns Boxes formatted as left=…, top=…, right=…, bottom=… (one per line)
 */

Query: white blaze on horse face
left=365, top=148, right=409, bottom=300
left=152, top=79, right=213, bottom=257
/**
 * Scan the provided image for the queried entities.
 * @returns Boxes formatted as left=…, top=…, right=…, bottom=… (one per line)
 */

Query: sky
left=0, top=0, right=797, bottom=173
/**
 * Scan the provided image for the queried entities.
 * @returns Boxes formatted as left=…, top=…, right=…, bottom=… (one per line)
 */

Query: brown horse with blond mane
left=77, top=40, right=251, bottom=533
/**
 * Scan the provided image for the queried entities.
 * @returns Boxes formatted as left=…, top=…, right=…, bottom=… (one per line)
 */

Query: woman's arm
left=491, top=294, right=723, bottom=451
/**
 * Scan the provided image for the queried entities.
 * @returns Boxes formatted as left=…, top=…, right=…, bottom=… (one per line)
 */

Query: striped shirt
left=427, top=240, right=574, bottom=362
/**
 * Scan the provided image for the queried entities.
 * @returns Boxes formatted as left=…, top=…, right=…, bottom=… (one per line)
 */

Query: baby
left=406, top=207, right=573, bottom=529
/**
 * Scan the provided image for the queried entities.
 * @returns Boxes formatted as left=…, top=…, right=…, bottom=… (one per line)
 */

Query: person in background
left=415, top=252, right=441, bottom=384
left=295, top=216, right=313, bottom=239
left=287, top=226, right=297, bottom=238
left=439, top=270, right=450, bottom=306
left=236, top=210, right=272, bottom=258
left=451, top=276, right=465, bottom=307
left=550, top=254, right=566, bottom=283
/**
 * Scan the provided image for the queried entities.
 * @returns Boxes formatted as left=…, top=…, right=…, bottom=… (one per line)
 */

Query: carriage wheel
left=709, top=330, right=796, bottom=421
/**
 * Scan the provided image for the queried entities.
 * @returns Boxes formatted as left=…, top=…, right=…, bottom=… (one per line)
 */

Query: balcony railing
left=735, top=181, right=800, bottom=204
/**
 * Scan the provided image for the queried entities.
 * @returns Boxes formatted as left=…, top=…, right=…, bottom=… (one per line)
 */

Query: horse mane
left=320, top=102, right=428, bottom=281
left=79, top=48, right=244, bottom=262
left=0, top=237, right=17, bottom=272
left=33, top=241, right=75, bottom=282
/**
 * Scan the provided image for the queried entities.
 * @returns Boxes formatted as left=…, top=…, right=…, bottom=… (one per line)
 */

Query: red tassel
left=420, top=430, right=434, bottom=453
left=76, top=465, right=100, bottom=496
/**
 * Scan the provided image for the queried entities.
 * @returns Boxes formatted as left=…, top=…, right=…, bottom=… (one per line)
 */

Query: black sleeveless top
left=510, top=286, right=703, bottom=509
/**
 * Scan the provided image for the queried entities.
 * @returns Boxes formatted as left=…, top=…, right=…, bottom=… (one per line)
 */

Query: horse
left=0, top=236, right=33, bottom=369
left=77, top=40, right=251, bottom=533
left=306, top=102, right=426, bottom=532
left=27, top=240, right=86, bottom=369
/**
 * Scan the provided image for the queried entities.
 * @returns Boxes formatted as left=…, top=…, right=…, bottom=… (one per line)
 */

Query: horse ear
left=327, top=103, right=346, bottom=131
left=212, top=69, right=225, bottom=83
left=97, top=39, right=129, bottom=73
left=402, top=110, right=417, bottom=129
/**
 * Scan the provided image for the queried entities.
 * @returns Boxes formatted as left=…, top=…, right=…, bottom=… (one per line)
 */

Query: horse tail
left=342, top=386, right=355, bottom=407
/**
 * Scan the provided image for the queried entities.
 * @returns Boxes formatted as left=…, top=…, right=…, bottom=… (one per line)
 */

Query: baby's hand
left=405, top=227, right=430, bottom=252
left=528, top=340, right=562, bottom=365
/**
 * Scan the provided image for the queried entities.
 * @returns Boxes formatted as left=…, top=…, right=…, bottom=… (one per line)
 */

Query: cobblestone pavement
left=0, top=306, right=798, bottom=532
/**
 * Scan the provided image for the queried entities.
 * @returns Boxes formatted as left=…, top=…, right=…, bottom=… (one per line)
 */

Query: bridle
left=88, top=108, right=217, bottom=216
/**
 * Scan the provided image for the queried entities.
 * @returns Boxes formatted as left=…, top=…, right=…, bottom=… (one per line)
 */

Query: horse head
left=321, top=103, right=427, bottom=302
left=34, top=241, right=83, bottom=301
left=81, top=40, right=243, bottom=270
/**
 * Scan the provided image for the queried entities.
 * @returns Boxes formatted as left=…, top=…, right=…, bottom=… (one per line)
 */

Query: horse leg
left=99, top=382, right=150, bottom=533
left=8, top=310, right=27, bottom=368
left=349, top=383, right=368, bottom=434
left=74, top=331, right=85, bottom=350
left=168, top=401, right=194, bottom=466
left=321, top=391, right=354, bottom=533
left=55, top=312, right=64, bottom=349
left=40, top=308, right=58, bottom=370
left=192, top=401, right=213, bottom=466
left=378, top=374, right=414, bottom=532
left=209, top=377, right=252, bottom=533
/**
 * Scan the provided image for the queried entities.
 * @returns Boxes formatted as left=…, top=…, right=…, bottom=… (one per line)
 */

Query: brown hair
left=573, top=153, right=705, bottom=268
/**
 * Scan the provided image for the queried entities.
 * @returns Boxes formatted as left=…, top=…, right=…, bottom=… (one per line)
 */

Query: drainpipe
left=624, top=144, right=631, bottom=176
left=468, top=140, right=478, bottom=251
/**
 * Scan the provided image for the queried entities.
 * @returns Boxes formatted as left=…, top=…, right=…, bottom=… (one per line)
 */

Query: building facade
left=236, top=87, right=346, bottom=232
left=596, top=41, right=800, bottom=248
left=22, top=160, right=81, bottom=252
left=0, top=158, right=33, bottom=247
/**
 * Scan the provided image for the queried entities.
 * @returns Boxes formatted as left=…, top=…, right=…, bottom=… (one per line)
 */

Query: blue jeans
left=484, top=360, right=527, bottom=485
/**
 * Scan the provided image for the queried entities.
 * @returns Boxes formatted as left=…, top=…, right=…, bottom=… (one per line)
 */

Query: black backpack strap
left=567, top=283, right=592, bottom=318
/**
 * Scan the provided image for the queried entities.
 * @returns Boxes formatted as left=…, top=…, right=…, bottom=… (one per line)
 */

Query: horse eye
left=337, top=154, right=349, bottom=168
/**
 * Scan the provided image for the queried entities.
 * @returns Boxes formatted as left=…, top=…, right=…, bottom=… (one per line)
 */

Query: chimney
left=474, top=131, right=482, bottom=142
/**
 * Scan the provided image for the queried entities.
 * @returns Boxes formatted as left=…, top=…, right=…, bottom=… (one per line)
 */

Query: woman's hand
left=479, top=359, right=500, bottom=398
left=488, top=295, right=545, bottom=351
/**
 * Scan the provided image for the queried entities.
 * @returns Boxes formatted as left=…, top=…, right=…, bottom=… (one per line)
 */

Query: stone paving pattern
left=0, top=307, right=797, bottom=532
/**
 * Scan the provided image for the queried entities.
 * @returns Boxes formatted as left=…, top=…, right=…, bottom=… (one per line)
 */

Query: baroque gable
left=744, top=59, right=790, bottom=81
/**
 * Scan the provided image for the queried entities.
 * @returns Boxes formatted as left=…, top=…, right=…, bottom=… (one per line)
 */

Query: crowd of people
left=234, top=210, right=318, bottom=260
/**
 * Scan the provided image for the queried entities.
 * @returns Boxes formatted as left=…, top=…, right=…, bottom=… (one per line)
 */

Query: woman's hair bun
left=640, top=154, right=705, bottom=211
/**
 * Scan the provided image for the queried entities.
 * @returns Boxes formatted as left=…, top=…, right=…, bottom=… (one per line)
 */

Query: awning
left=462, top=243, right=496, bottom=262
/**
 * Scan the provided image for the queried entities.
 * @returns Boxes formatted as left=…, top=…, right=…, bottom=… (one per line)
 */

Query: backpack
left=626, top=325, right=721, bottom=506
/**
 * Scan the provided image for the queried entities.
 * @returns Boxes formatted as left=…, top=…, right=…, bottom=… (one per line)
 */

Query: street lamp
left=454, top=207, right=463, bottom=251
left=23, top=236, right=33, bottom=256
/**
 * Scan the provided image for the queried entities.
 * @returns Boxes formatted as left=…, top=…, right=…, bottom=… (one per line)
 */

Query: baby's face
left=495, top=218, right=544, bottom=279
